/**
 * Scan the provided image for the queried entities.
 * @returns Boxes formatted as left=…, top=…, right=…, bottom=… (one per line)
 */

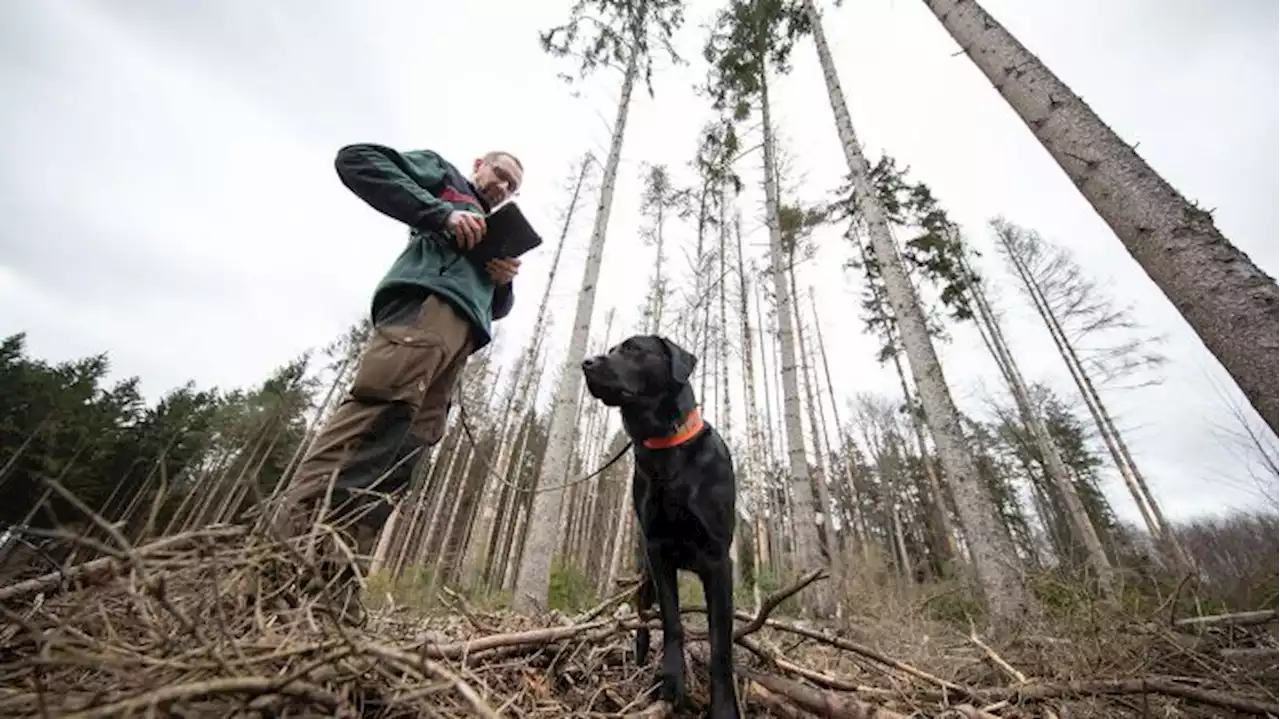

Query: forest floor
left=0, top=524, right=1275, bottom=718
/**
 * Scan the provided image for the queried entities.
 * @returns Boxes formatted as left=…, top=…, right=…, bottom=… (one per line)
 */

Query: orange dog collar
left=643, top=408, right=705, bottom=450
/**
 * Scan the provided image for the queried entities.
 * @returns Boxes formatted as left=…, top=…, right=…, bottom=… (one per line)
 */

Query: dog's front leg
left=701, top=559, right=741, bottom=719
left=634, top=567, right=655, bottom=665
left=646, top=549, right=686, bottom=705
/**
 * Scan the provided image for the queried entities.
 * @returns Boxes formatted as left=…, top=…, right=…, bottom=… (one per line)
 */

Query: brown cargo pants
left=275, top=291, right=473, bottom=567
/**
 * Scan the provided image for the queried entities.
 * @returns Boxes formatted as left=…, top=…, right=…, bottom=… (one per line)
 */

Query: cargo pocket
left=349, top=325, right=444, bottom=405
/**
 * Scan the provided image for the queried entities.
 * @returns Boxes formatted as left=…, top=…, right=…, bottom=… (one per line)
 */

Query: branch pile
left=0, top=527, right=1275, bottom=717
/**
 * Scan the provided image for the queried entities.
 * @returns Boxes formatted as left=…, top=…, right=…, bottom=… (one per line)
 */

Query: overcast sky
left=1, top=0, right=1276, bottom=526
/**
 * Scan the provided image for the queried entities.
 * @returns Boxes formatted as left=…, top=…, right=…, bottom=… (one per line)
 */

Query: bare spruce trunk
left=426, top=446, right=475, bottom=577
left=803, top=0, right=1036, bottom=621
left=603, top=454, right=636, bottom=593
left=694, top=185, right=713, bottom=400
left=789, top=261, right=842, bottom=584
left=735, top=210, right=769, bottom=611
left=924, top=0, right=1278, bottom=433
left=961, top=250, right=1116, bottom=596
left=513, top=47, right=638, bottom=613
left=999, top=235, right=1191, bottom=568
left=754, top=275, right=779, bottom=466
left=717, top=186, right=732, bottom=436
left=810, top=292, right=868, bottom=560
left=470, top=156, right=587, bottom=574
left=760, top=64, right=824, bottom=606
left=856, top=223, right=960, bottom=574
left=803, top=286, right=847, bottom=548
left=716, top=183, right=739, bottom=587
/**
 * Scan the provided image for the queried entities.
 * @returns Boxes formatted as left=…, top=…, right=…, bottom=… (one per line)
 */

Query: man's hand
left=446, top=210, right=486, bottom=250
left=486, top=257, right=520, bottom=285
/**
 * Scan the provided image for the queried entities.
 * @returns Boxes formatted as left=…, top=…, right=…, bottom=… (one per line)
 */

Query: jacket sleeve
left=333, top=144, right=456, bottom=232
left=493, top=281, right=514, bottom=320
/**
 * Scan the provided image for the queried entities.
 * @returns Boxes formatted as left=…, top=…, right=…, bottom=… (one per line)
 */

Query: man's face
left=472, top=154, right=523, bottom=207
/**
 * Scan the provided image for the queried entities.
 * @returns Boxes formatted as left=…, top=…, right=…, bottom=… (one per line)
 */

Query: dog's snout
left=582, top=356, right=601, bottom=371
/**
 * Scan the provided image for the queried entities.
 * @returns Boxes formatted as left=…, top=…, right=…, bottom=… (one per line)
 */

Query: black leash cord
left=453, top=384, right=632, bottom=495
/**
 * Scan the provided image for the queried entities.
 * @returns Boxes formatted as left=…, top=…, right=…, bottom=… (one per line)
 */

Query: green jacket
left=334, top=143, right=515, bottom=351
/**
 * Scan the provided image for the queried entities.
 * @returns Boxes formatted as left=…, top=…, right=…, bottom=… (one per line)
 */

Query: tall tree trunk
left=754, top=272, right=778, bottom=467
left=854, top=225, right=961, bottom=575
left=513, top=47, right=638, bottom=612
left=466, top=155, right=586, bottom=585
left=923, top=0, right=1278, bottom=433
left=696, top=188, right=714, bottom=402
left=716, top=183, right=739, bottom=587
left=718, top=189, right=732, bottom=437
left=803, top=286, right=843, bottom=536
left=602, top=451, right=635, bottom=594
left=960, top=249, right=1115, bottom=596
left=803, top=0, right=1036, bottom=622
left=489, top=416, right=536, bottom=591
left=809, top=291, right=868, bottom=560
left=759, top=62, right=825, bottom=609
left=788, top=260, right=843, bottom=585
left=997, top=229, right=1191, bottom=568
left=735, top=210, right=769, bottom=611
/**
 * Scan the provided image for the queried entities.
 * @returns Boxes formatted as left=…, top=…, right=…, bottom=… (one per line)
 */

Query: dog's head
left=581, top=334, right=696, bottom=409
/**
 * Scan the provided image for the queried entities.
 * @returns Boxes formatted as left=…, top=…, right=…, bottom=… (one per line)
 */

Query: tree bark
left=997, top=228, right=1191, bottom=568
left=924, top=0, right=1278, bottom=433
left=961, top=249, right=1115, bottom=596
left=512, top=47, right=638, bottom=613
left=761, top=62, right=825, bottom=610
left=803, top=0, right=1037, bottom=622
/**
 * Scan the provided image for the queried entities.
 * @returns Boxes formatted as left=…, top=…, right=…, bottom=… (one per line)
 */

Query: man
left=275, top=143, right=526, bottom=603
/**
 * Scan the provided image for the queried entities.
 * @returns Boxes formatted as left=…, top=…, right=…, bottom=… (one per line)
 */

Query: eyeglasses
left=489, top=163, right=521, bottom=197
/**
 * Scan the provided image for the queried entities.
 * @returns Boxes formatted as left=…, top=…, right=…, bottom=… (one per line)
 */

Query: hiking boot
left=304, top=522, right=381, bottom=627
left=300, top=548, right=368, bottom=627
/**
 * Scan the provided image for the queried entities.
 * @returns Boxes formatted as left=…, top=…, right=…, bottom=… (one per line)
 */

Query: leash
left=436, top=263, right=737, bottom=495
left=404, top=254, right=737, bottom=496
left=454, top=383, right=633, bottom=495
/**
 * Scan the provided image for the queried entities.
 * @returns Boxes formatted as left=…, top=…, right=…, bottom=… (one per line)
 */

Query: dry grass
left=0, top=524, right=1275, bottom=718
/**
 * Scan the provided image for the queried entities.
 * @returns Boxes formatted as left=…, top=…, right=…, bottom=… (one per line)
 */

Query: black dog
left=582, top=335, right=740, bottom=719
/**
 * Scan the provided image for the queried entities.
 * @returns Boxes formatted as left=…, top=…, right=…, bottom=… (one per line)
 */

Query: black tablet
left=464, top=201, right=544, bottom=270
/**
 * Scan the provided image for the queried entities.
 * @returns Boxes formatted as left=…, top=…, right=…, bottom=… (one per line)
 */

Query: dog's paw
left=657, top=673, right=686, bottom=705
left=708, top=703, right=742, bottom=719
left=708, top=687, right=742, bottom=719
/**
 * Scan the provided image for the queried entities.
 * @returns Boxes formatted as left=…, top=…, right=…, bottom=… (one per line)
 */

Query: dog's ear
left=660, top=337, right=697, bottom=387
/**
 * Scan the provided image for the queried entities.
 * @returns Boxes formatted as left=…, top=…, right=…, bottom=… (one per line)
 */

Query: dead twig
left=740, top=611, right=972, bottom=697
left=975, top=676, right=1278, bottom=716
left=735, top=661, right=909, bottom=719
left=438, top=585, right=496, bottom=633
left=968, top=623, right=1061, bottom=719
left=572, top=577, right=641, bottom=625
left=0, top=525, right=246, bottom=604
left=734, top=568, right=827, bottom=640
left=1172, top=608, right=1278, bottom=630
left=57, top=676, right=344, bottom=719
left=623, top=699, right=674, bottom=718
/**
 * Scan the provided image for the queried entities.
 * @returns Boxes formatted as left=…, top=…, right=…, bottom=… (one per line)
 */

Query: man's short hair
left=483, top=150, right=523, bottom=172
